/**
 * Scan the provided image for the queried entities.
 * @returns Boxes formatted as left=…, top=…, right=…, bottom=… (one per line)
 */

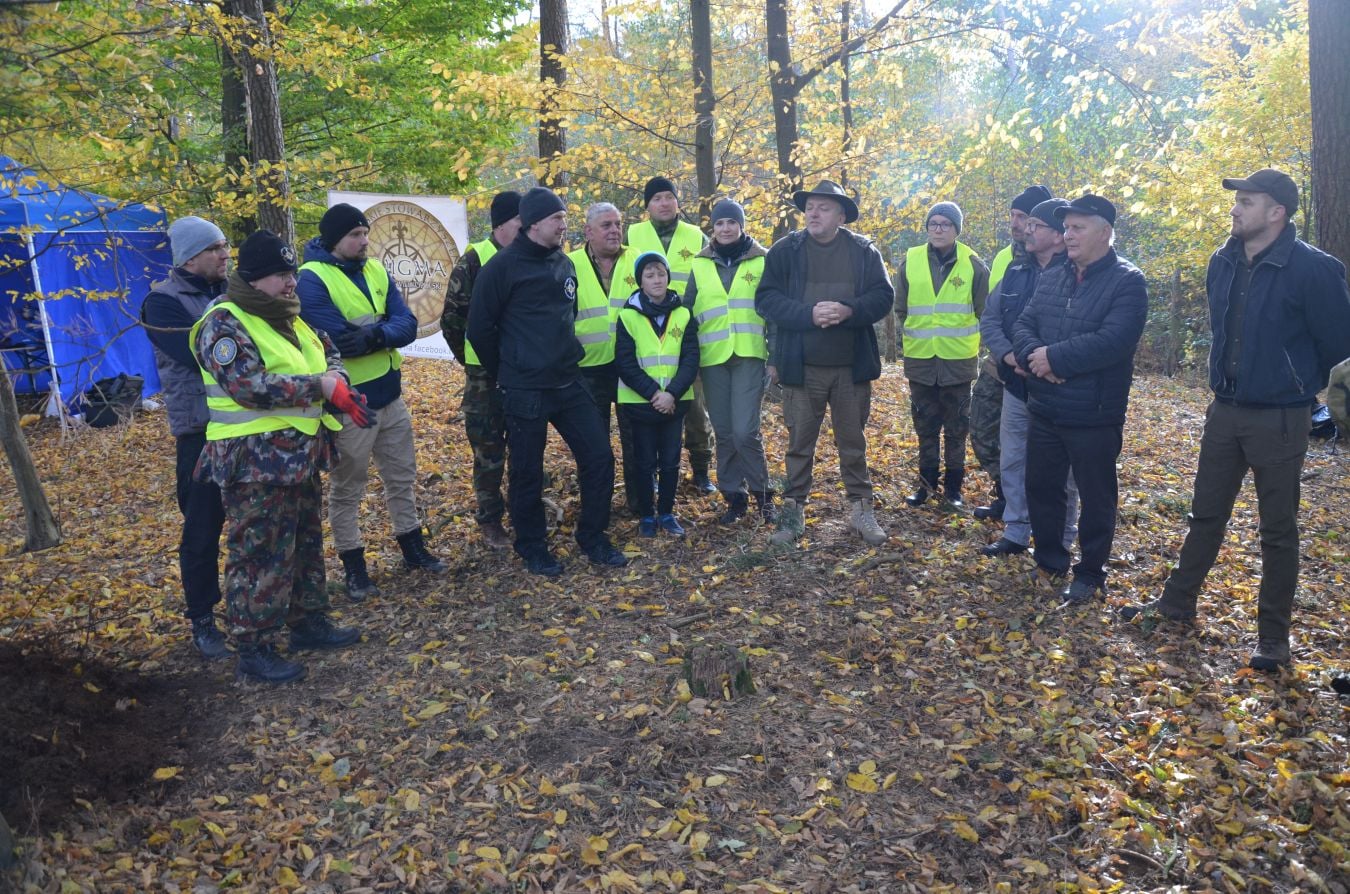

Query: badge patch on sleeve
left=212, top=337, right=239, bottom=365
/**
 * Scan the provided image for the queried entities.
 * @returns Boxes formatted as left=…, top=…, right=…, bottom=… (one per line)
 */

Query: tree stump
left=683, top=643, right=755, bottom=699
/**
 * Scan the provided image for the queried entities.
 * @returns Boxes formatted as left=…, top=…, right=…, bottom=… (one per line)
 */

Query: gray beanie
left=168, top=216, right=227, bottom=267
left=925, top=202, right=963, bottom=234
left=710, top=199, right=745, bottom=228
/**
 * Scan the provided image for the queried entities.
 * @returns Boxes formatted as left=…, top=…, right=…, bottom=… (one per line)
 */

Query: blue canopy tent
left=0, top=155, right=169, bottom=417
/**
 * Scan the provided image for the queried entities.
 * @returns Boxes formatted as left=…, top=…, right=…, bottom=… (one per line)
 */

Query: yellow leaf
left=152, top=766, right=182, bottom=781
left=417, top=701, right=449, bottom=719
left=705, top=774, right=728, bottom=787
left=1215, top=821, right=1244, bottom=835
left=846, top=773, right=879, bottom=793
left=1019, top=858, right=1050, bottom=875
left=858, top=760, right=877, bottom=775
left=539, top=777, right=558, bottom=796
left=475, top=846, right=502, bottom=860
left=952, top=821, right=979, bottom=843
left=276, top=866, right=299, bottom=886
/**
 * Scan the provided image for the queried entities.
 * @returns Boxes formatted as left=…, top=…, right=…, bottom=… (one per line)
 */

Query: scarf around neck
left=226, top=270, right=301, bottom=349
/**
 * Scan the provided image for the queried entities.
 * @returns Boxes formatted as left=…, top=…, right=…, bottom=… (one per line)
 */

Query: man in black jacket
left=466, top=187, right=627, bottom=576
left=754, top=180, right=895, bottom=546
left=1120, top=170, right=1350, bottom=671
left=1012, top=195, right=1147, bottom=605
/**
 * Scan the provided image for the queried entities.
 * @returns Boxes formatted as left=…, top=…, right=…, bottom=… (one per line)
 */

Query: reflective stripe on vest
left=626, top=220, right=703, bottom=289
left=567, top=246, right=638, bottom=367
left=903, top=242, right=980, bottom=360
left=297, top=258, right=402, bottom=385
left=616, top=305, right=695, bottom=403
left=989, top=244, right=1014, bottom=292
left=190, top=303, right=339, bottom=440
left=463, top=239, right=498, bottom=366
left=690, top=256, right=767, bottom=366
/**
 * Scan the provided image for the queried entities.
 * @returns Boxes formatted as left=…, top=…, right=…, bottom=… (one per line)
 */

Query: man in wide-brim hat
left=754, top=180, right=894, bottom=547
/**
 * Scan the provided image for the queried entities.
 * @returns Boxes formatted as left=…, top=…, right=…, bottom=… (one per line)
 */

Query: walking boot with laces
left=1249, top=639, right=1291, bottom=672
left=478, top=520, right=511, bottom=550
left=397, top=528, right=447, bottom=574
left=338, top=548, right=381, bottom=603
left=1118, top=597, right=1196, bottom=622
left=289, top=613, right=362, bottom=651
left=691, top=468, right=717, bottom=495
left=849, top=499, right=888, bottom=546
left=191, top=614, right=230, bottom=660
left=718, top=492, right=749, bottom=525
left=770, top=498, right=805, bottom=544
left=236, top=642, right=305, bottom=684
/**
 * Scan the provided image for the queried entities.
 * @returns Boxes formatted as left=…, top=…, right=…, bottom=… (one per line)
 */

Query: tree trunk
left=839, top=0, right=853, bottom=190
left=1167, top=268, right=1181, bottom=377
left=237, top=0, right=293, bottom=245
left=1309, top=0, right=1350, bottom=272
left=219, top=3, right=255, bottom=239
left=0, top=366, right=61, bottom=552
left=691, top=0, right=716, bottom=226
left=539, top=0, right=569, bottom=189
left=766, top=0, right=802, bottom=239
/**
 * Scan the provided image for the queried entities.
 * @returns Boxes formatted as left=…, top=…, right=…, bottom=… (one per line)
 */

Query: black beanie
left=1029, top=198, right=1071, bottom=234
left=1011, top=185, right=1053, bottom=215
left=236, top=230, right=298, bottom=282
left=319, top=203, right=370, bottom=250
left=518, top=186, right=567, bottom=228
left=490, top=191, right=522, bottom=228
left=710, top=198, right=746, bottom=228
left=644, top=176, right=677, bottom=206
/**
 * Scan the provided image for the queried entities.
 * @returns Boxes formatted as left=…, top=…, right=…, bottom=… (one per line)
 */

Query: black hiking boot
left=236, top=642, right=305, bottom=685
left=339, top=548, right=381, bottom=603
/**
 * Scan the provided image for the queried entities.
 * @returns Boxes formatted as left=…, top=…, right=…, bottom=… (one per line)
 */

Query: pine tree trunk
left=692, top=0, right=716, bottom=225
left=237, top=0, right=293, bottom=245
left=539, top=0, right=569, bottom=189
left=1310, top=0, right=1350, bottom=271
left=0, top=367, right=61, bottom=553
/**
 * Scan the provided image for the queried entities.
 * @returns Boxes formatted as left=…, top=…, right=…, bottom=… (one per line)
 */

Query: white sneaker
left=849, top=499, right=887, bottom=546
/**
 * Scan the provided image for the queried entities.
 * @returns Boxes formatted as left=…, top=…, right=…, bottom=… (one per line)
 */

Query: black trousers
left=502, top=380, right=615, bottom=559
left=620, top=402, right=688, bottom=517
left=175, top=432, right=225, bottom=620
left=579, top=363, right=638, bottom=508
left=1025, top=414, right=1122, bottom=586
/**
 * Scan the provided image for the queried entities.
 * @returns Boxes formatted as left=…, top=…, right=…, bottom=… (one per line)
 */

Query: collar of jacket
left=785, top=226, right=873, bottom=251
left=1216, top=221, right=1297, bottom=269
left=1012, top=250, right=1068, bottom=274
left=171, top=266, right=226, bottom=298
left=1074, top=248, right=1121, bottom=281
left=928, top=242, right=958, bottom=268
left=302, top=236, right=368, bottom=276
left=695, top=237, right=768, bottom=264
left=513, top=230, right=563, bottom=258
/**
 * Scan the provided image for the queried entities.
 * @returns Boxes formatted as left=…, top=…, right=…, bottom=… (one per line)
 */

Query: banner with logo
left=326, top=191, right=466, bottom=360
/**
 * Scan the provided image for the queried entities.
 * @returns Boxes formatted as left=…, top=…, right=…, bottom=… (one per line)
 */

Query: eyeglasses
left=927, top=221, right=955, bottom=232
left=207, top=242, right=231, bottom=254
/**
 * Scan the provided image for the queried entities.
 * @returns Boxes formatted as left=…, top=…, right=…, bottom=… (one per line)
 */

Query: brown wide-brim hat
left=792, top=179, right=859, bottom=224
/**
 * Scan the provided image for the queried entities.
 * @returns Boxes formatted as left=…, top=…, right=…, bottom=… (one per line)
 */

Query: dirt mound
left=0, top=643, right=229, bottom=835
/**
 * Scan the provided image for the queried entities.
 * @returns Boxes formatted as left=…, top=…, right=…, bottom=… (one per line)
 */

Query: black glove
left=333, top=325, right=382, bottom=356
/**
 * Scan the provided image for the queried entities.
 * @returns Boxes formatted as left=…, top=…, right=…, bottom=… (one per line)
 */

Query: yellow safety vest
left=903, top=242, right=981, bottom=360
left=462, top=239, right=498, bottom=367
left=989, top=244, right=1014, bottom=292
left=690, top=256, right=767, bottom=366
left=616, top=305, right=695, bottom=403
left=298, top=259, right=401, bottom=386
left=191, top=302, right=339, bottom=440
left=626, top=220, right=703, bottom=291
left=567, top=246, right=638, bottom=367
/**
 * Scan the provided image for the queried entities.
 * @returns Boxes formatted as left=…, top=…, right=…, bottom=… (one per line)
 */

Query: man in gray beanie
left=898, top=201, right=990, bottom=508
left=141, top=215, right=232, bottom=659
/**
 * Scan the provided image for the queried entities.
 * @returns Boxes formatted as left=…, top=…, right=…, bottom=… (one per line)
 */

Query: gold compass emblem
left=365, top=200, right=461, bottom=338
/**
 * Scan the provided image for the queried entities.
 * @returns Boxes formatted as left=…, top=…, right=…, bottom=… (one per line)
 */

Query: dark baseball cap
left=1054, top=193, right=1116, bottom=226
left=1222, top=168, right=1298, bottom=215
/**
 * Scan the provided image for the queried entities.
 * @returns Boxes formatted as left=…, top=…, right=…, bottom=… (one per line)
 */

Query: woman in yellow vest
left=614, top=252, right=701, bottom=537
left=192, top=231, right=371, bottom=685
left=684, top=199, right=777, bottom=525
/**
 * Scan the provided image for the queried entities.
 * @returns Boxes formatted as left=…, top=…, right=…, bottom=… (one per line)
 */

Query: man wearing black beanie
left=298, top=203, right=446, bottom=601
left=441, top=190, right=522, bottom=550
left=468, top=186, right=627, bottom=577
left=627, top=175, right=716, bottom=493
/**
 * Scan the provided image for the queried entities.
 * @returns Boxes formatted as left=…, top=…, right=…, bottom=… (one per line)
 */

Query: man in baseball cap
left=1121, top=169, right=1350, bottom=672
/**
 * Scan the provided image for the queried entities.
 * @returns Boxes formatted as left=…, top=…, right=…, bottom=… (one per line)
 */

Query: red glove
left=329, top=378, right=374, bottom=428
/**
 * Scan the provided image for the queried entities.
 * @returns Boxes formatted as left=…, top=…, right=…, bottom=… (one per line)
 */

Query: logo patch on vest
left=212, top=337, right=239, bottom=366
left=949, top=275, right=966, bottom=288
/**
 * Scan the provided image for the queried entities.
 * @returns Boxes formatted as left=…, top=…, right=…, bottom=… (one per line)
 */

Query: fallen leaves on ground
left=1, top=361, right=1347, bottom=893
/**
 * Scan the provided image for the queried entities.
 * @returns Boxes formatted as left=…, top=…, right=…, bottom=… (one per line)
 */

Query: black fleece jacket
left=467, top=231, right=584, bottom=389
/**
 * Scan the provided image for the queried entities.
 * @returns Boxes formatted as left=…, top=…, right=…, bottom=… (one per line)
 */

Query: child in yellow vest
left=614, top=252, right=701, bottom=537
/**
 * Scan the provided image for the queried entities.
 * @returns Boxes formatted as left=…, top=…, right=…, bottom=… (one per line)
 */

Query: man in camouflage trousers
left=970, top=185, right=1051, bottom=520
left=441, top=191, right=520, bottom=549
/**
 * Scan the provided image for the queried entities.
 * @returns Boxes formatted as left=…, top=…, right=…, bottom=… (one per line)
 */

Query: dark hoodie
left=296, top=236, right=418, bottom=410
left=614, top=287, right=701, bottom=413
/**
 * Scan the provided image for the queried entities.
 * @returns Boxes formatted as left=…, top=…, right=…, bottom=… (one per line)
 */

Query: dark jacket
left=297, top=238, right=418, bottom=410
left=753, top=227, right=895, bottom=386
left=1207, top=223, right=1350, bottom=408
left=142, top=268, right=226, bottom=436
left=980, top=251, right=1067, bottom=401
left=1012, top=248, right=1148, bottom=427
left=614, top=288, right=701, bottom=409
left=466, top=230, right=584, bottom=390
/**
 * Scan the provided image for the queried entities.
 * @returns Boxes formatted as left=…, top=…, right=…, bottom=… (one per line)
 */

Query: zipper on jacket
left=1283, top=349, right=1305, bottom=395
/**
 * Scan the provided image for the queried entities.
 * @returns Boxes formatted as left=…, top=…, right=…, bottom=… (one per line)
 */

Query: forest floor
left=1, top=361, right=1347, bottom=894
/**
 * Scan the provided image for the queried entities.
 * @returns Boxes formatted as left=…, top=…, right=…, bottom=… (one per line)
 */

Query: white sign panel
left=327, top=190, right=468, bottom=360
